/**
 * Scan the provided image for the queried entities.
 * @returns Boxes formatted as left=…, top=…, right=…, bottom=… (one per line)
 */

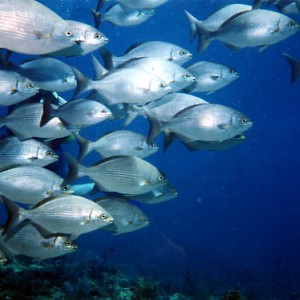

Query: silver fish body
left=184, top=61, right=239, bottom=94
left=0, top=70, right=38, bottom=106
left=0, top=136, right=58, bottom=171
left=96, top=197, right=149, bottom=234
left=0, top=165, right=72, bottom=204
left=3, top=196, right=114, bottom=237
left=148, top=103, right=253, bottom=142
left=195, top=9, right=300, bottom=52
left=180, top=134, right=247, bottom=152
left=49, top=20, right=108, bottom=56
left=0, top=0, right=77, bottom=55
left=121, top=57, right=196, bottom=92
left=99, top=41, right=192, bottom=69
left=76, top=130, right=158, bottom=160
left=75, top=67, right=172, bottom=105
left=13, top=57, right=77, bottom=92
left=0, top=102, right=72, bottom=140
left=127, top=182, right=178, bottom=204
left=117, top=0, right=169, bottom=9
left=98, top=4, right=154, bottom=26
left=67, top=154, right=168, bottom=195
left=146, top=93, right=209, bottom=122
left=185, top=4, right=252, bottom=38
left=0, top=225, right=77, bottom=260
left=41, top=98, right=112, bottom=130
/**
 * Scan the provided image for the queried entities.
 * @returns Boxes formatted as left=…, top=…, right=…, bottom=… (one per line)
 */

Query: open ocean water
left=0, top=0, right=300, bottom=299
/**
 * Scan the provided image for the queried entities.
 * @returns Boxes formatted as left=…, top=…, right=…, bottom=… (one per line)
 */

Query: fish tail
left=63, top=152, right=84, bottom=184
left=91, top=9, right=102, bottom=28
left=163, top=130, right=177, bottom=152
left=185, top=10, right=212, bottom=53
left=40, top=98, right=54, bottom=127
left=74, top=133, right=93, bottom=161
left=99, top=47, right=117, bottom=69
left=91, top=54, right=108, bottom=80
left=184, top=10, right=199, bottom=42
left=144, top=108, right=163, bottom=143
left=195, top=21, right=212, bottom=53
left=2, top=197, right=26, bottom=236
left=284, top=53, right=300, bottom=83
left=72, top=67, right=93, bottom=97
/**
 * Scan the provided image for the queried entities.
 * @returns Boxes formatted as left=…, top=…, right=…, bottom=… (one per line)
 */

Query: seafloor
left=0, top=252, right=246, bottom=300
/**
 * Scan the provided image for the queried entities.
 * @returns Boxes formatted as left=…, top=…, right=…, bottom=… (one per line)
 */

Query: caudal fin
left=284, top=53, right=300, bottom=83
left=99, top=47, right=118, bottom=69
left=74, top=133, right=93, bottom=161
left=144, top=108, right=163, bottom=143
left=2, top=197, right=27, bottom=236
left=184, top=10, right=212, bottom=53
left=72, top=67, right=94, bottom=98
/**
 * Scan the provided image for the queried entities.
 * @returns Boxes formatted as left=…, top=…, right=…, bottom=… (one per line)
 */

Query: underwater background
left=1, top=0, right=300, bottom=299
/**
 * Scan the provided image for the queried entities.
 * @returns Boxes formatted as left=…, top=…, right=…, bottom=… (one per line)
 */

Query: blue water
left=3, top=0, right=300, bottom=298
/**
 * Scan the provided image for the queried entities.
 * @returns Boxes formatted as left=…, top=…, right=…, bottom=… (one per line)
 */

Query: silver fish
left=74, top=67, right=172, bottom=106
left=0, top=70, right=38, bottom=106
left=96, top=197, right=149, bottom=234
left=270, top=0, right=300, bottom=14
left=127, top=182, right=178, bottom=204
left=40, top=98, right=112, bottom=130
left=0, top=0, right=77, bottom=55
left=120, top=57, right=196, bottom=92
left=93, top=3, right=154, bottom=27
left=12, top=57, right=77, bottom=92
left=184, top=61, right=239, bottom=94
left=284, top=53, right=300, bottom=82
left=48, top=20, right=109, bottom=56
left=117, top=0, right=169, bottom=9
left=76, top=130, right=158, bottom=160
left=3, top=196, right=113, bottom=237
left=0, top=136, right=58, bottom=171
left=185, top=4, right=252, bottom=37
left=147, top=103, right=253, bottom=142
left=0, top=165, right=73, bottom=205
left=146, top=93, right=209, bottom=122
left=0, top=224, right=77, bottom=260
left=65, top=154, right=168, bottom=195
left=190, top=9, right=300, bottom=52
left=99, top=41, right=192, bottom=69
left=0, top=102, right=72, bottom=140
left=180, top=134, right=247, bottom=152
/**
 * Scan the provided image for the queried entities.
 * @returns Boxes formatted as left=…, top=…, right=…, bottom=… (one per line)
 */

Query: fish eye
left=169, top=188, right=176, bottom=193
left=229, top=69, right=236, bottom=74
left=179, top=50, right=187, bottom=56
left=65, top=30, right=73, bottom=37
left=27, top=82, right=35, bottom=89
left=241, top=118, right=248, bottom=124
left=158, top=175, right=165, bottom=181
left=288, top=20, right=296, bottom=27
left=65, top=241, right=72, bottom=246
left=159, top=83, right=166, bottom=88
left=62, top=185, right=70, bottom=191
left=94, top=33, right=101, bottom=39
left=140, top=217, right=148, bottom=223
left=46, top=151, right=54, bottom=157
left=100, top=214, right=108, bottom=220
left=149, top=142, right=156, bottom=147
left=184, top=74, right=191, bottom=79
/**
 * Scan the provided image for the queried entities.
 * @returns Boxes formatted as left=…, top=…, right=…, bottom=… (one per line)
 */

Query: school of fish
left=0, top=0, right=299, bottom=261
